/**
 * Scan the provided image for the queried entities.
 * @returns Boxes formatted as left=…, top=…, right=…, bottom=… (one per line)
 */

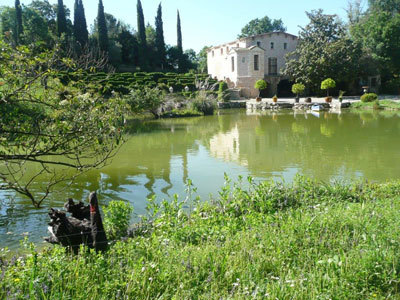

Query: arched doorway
left=277, top=79, right=294, bottom=98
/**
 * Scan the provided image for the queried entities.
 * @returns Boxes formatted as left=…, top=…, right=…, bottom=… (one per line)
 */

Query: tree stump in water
left=45, top=192, right=108, bottom=253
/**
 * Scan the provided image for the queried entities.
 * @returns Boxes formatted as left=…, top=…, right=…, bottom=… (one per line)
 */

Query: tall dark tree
left=73, top=0, right=88, bottom=47
left=137, top=0, right=147, bottom=68
left=155, top=3, right=166, bottom=69
left=56, top=0, right=68, bottom=37
left=177, top=10, right=183, bottom=53
left=15, top=0, right=23, bottom=44
left=177, top=10, right=185, bottom=71
left=97, top=0, right=109, bottom=53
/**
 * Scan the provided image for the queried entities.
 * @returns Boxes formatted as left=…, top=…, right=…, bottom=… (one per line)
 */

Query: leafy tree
left=197, top=46, right=211, bottom=73
left=0, top=7, right=18, bottom=45
left=137, top=0, right=147, bottom=68
left=368, top=0, right=400, bottom=13
left=351, top=8, right=400, bottom=76
left=155, top=3, right=166, bottom=69
left=126, top=87, right=165, bottom=118
left=97, top=0, right=109, bottom=53
left=118, top=27, right=138, bottom=65
left=284, top=10, right=361, bottom=93
left=15, top=0, right=23, bottom=44
left=56, top=0, right=67, bottom=37
left=0, top=41, right=126, bottom=208
left=238, top=16, right=286, bottom=38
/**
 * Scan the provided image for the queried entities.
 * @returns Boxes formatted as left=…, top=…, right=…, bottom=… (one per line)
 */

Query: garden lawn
left=1, top=176, right=400, bottom=299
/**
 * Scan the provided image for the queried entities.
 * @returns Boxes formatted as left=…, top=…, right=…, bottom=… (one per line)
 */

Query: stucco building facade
left=207, top=32, right=298, bottom=98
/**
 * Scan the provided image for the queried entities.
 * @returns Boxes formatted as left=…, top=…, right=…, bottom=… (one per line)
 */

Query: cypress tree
left=137, top=0, right=147, bottom=68
left=56, top=0, right=68, bottom=37
left=177, top=10, right=183, bottom=53
left=15, top=0, right=23, bottom=44
left=97, top=0, right=109, bottom=53
left=74, top=0, right=88, bottom=47
left=155, top=3, right=166, bottom=69
left=79, top=0, right=88, bottom=45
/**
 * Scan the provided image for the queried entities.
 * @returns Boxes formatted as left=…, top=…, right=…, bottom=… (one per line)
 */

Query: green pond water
left=1, top=109, right=400, bottom=249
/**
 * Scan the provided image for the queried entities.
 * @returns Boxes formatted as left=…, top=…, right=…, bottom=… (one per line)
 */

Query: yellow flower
left=14, top=278, right=21, bottom=283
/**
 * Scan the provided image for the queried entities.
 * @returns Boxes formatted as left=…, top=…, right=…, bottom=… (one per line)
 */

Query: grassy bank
left=351, top=100, right=400, bottom=110
left=1, top=176, right=400, bottom=299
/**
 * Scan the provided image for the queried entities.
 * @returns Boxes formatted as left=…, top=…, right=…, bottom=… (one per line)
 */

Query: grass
left=1, top=175, right=400, bottom=299
left=351, top=100, right=400, bottom=110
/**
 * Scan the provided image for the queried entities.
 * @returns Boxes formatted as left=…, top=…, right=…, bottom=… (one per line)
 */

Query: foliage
left=291, top=83, right=305, bottom=96
left=339, top=90, right=346, bottom=101
left=350, top=10, right=400, bottom=76
left=160, top=109, right=203, bottom=118
left=190, top=91, right=217, bottom=115
left=155, top=3, right=166, bottom=69
left=56, top=0, right=67, bottom=37
left=351, top=99, right=400, bottom=110
left=217, top=81, right=229, bottom=102
left=103, top=201, right=134, bottom=240
left=0, top=41, right=126, bottom=208
left=137, top=0, right=147, bottom=69
left=97, top=0, right=108, bottom=53
left=197, top=46, right=211, bottom=73
left=2, top=177, right=400, bottom=298
left=238, top=16, right=286, bottom=38
left=285, top=10, right=361, bottom=94
left=361, top=93, right=378, bottom=102
left=15, top=0, right=23, bottom=44
left=73, top=0, right=88, bottom=48
left=126, top=86, right=165, bottom=117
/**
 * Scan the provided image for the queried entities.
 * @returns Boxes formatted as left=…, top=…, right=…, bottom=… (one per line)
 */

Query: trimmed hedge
left=56, top=71, right=217, bottom=95
left=361, top=93, right=378, bottom=103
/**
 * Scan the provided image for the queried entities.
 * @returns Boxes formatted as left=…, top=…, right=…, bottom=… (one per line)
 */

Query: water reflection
left=1, top=110, right=400, bottom=248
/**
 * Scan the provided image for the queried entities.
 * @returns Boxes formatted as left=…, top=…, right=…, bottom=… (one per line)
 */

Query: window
left=212, top=51, right=214, bottom=57
left=268, top=57, right=277, bottom=75
left=236, top=43, right=239, bottom=48
left=226, top=46, right=229, bottom=52
left=284, top=43, right=287, bottom=50
left=231, top=57, right=235, bottom=72
left=221, top=48, right=223, bottom=55
left=254, top=55, right=259, bottom=71
left=257, top=41, right=261, bottom=47
left=242, top=57, right=245, bottom=63
left=271, top=42, right=274, bottom=49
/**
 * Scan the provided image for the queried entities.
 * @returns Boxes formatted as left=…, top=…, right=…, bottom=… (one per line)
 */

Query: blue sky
left=3, top=0, right=366, bottom=52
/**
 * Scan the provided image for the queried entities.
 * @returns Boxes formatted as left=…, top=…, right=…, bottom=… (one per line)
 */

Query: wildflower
left=14, top=278, right=20, bottom=283
left=148, top=277, right=153, bottom=281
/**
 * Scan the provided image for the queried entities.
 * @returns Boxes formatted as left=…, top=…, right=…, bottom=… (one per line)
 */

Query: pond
left=1, top=109, right=400, bottom=249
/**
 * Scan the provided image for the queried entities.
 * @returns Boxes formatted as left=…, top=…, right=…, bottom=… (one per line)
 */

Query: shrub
left=103, top=200, right=134, bottom=240
left=292, top=83, right=305, bottom=97
left=218, top=81, right=230, bottom=102
left=126, top=87, right=166, bottom=117
left=361, top=93, right=378, bottom=103
left=321, top=78, right=336, bottom=96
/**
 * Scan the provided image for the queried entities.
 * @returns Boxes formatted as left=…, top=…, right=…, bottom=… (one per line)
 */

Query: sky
left=2, top=0, right=365, bottom=52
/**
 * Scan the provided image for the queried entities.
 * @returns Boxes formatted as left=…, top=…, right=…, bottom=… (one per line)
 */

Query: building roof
left=207, top=31, right=298, bottom=52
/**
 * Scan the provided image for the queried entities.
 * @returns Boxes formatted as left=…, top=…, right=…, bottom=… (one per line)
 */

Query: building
left=207, top=31, right=298, bottom=98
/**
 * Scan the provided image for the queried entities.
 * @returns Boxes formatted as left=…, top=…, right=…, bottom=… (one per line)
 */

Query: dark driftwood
left=45, top=192, right=108, bottom=253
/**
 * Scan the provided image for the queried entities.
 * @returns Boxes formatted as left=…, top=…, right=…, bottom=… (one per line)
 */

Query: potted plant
left=273, top=95, right=278, bottom=103
left=338, top=90, right=346, bottom=103
left=254, top=79, right=267, bottom=102
left=321, top=78, right=336, bottom=103
left=292, top=83, right=305, bottom=103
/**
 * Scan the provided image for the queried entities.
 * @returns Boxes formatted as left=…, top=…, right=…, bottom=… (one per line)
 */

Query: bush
left=103, top=200, right=134, bottom=240
left=218, top=81, right=230, bottom=102
left=361, top=93, right=378, bottom=103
